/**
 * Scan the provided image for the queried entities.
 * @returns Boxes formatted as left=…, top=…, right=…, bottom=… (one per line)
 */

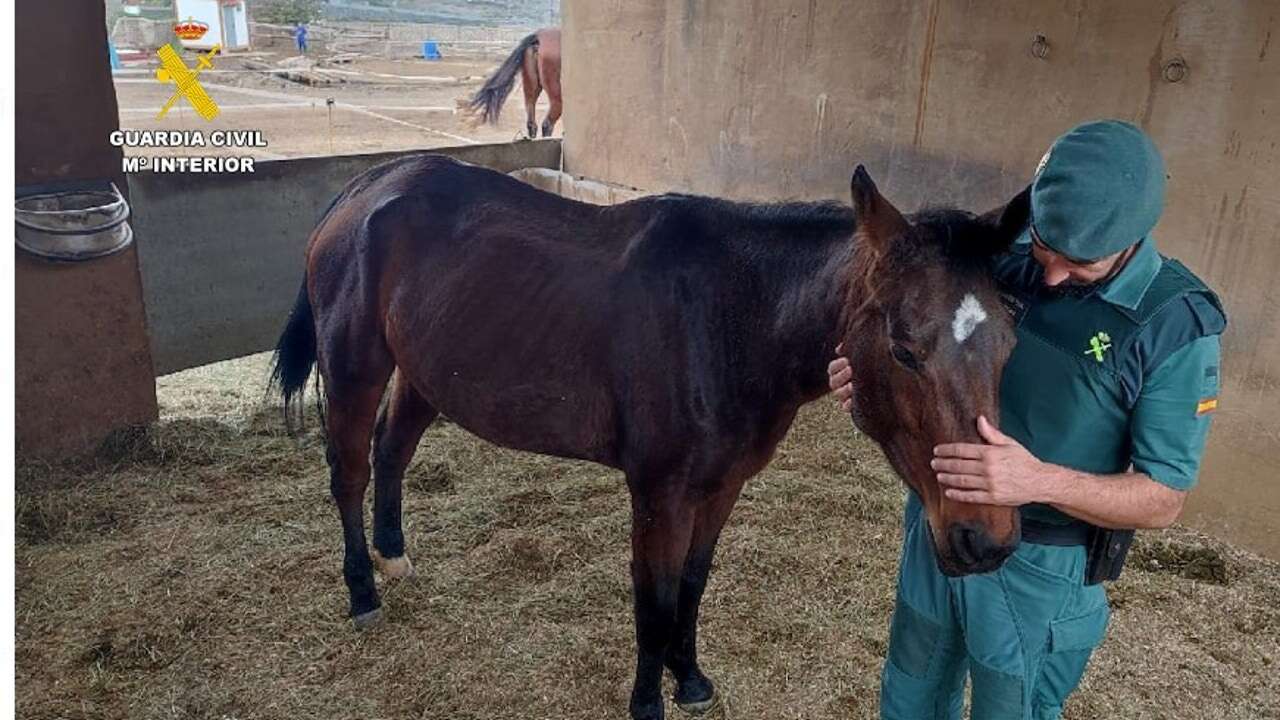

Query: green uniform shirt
left=993, top=233, right=1226, bottom=525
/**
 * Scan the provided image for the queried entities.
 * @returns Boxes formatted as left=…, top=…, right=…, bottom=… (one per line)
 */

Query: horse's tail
left=268, top=189, right=357, bottom=433
left=467, top=32, right=538, bottom=124
left=269, top=277, right=318, bottom=434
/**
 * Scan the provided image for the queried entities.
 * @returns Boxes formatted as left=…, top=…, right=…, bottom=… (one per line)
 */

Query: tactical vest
left=991, top=243, right=1226, bottom=524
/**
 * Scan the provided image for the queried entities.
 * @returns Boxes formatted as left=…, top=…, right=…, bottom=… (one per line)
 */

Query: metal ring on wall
left=15, top=182, right=134, bottom=261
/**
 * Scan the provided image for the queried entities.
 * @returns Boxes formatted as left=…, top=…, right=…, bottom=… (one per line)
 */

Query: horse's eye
left=890, top=342, right=921, bottom=370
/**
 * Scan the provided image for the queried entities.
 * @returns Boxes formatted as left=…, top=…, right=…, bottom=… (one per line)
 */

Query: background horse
left=465, top=28, right=561, bottom=139
left=271, top=155, right=1028, bottom=720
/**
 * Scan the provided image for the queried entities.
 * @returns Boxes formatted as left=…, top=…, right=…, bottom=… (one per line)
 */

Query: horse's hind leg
left=538, top=52, right=561, bottom=137
left=320, top=340, right=394, bottom=628
left=520, top=48, right=541, bottom=139
left=541, top=94, right=561, bottom=138
left=370, top=370, right=438, bottom=579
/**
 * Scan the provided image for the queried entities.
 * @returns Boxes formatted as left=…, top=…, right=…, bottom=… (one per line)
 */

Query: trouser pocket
left=1032, top=603, right=1110, bottom=719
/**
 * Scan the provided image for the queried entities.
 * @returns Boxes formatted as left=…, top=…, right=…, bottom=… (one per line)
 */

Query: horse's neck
left=738, top=232, right=856, bottom=404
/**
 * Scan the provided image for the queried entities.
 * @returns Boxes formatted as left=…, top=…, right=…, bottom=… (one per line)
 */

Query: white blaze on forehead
left=951, top=293, right=988, bottom=344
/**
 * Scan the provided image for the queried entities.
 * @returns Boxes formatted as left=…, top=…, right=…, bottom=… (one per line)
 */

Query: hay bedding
left=15, top=353, right=1280, bottom=719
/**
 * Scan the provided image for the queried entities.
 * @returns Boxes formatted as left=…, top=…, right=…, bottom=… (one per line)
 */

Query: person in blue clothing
left=294, top=22, right=308, bottom=54
left=828, top=120, right=1226, bottom=719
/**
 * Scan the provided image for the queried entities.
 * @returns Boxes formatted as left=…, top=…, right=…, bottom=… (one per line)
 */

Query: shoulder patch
left=1203, top=365, right=1220, bottom=394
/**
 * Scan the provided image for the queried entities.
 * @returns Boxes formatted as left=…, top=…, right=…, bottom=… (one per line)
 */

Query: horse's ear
left=975, top=184, right=1032, bottom=255
left=851, top=165, right=909, bottom=255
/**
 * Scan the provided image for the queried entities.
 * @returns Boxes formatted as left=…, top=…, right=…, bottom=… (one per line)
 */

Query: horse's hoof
left=352, top=607, right=383, bottom=630
left=675, top=681, right=718, bottom=715
left=371, top=549, right=415, bottom=579
left=629, top=699, right=664, bottom=720
left=676, top=693, right=718, bottom=715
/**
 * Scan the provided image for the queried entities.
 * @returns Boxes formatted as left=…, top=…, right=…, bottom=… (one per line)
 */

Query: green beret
left=1031, top=120, right=1166, bottom=262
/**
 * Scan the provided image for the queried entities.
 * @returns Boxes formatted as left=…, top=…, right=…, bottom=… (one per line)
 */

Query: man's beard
left=1038, top=244, right=1136, bottom=299
left=1041, top=280, right=1099, bottom=298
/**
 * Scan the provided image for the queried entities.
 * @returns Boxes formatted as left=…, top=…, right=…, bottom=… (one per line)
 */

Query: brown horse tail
left=467, top=32, right=538, bottom=124
left=269, top=277, right=318, bottom=433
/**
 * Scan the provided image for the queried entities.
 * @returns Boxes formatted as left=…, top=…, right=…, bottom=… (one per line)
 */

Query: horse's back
left=311, top=155, right=640, bottom=464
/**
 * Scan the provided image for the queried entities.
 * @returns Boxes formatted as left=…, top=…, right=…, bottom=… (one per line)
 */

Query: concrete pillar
left=15, top=0, right=158, bottom=458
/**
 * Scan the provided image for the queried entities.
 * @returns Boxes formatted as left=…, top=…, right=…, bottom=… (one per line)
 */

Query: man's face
left=1029, top=228, right=1133, bottom=296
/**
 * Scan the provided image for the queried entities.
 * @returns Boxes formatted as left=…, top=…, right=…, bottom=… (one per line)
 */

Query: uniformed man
left=827, top=120, right=1226, bottom=719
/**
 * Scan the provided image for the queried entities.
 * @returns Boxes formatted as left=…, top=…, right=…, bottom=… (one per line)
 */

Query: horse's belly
left=424, top=373, right=618, bottom=466
left=385, top=238, right=623, bottom=464
left=389, top=309, right=619, bottom=465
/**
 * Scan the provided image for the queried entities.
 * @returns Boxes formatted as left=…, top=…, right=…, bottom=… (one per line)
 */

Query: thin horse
left=466, top=28, right=561, bottom=139
left=271, top=154, right=1029, bottom=720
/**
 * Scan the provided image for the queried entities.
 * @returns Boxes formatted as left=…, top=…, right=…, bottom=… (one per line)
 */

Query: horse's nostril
left=949, top=525, right=976, bottom=565
left=949, top=524, right=1006, bottom=568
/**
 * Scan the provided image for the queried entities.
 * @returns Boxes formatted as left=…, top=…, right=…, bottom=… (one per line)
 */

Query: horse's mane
left=907, top=207, right=1012, bottom=268
left=643, top=196, right=1008, bottom=263
left=647, top=193, right=856, bottom=244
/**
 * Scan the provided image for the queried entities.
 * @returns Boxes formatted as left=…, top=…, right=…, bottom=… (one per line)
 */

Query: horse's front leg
left=627, top=481, right=696, bottom=720
left=663, top=478, right=744, bottom=714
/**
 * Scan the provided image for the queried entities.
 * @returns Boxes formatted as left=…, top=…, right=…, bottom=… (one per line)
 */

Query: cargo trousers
left=880, top=495, right=1111, bottom=720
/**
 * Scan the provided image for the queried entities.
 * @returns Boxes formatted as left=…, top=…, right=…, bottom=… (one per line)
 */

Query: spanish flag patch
left=1196, top=398, right=1218, bottom=415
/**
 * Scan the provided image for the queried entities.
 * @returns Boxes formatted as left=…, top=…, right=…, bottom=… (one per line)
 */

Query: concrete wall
left=132, top=140, right=561, bottom=375
left=509, top=167, right=646, bottom=204
left=562, top=1, right=1280, bottom=558
left=16, top=0, right=158, bottom=458
left=110, top=17, right=178, bottom=51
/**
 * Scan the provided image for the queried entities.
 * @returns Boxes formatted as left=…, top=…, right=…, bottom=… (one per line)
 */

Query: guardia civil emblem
left=1084, top=331, right=1111, bottom=362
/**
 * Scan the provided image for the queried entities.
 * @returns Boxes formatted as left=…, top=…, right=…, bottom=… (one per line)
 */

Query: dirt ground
left=14, top=352, right=1280, bottom=719
left=113, top=47, right=551, bottom=160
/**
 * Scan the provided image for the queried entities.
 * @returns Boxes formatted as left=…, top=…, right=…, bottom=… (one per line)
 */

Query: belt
left=1021, top=519, right=1091, bottom=546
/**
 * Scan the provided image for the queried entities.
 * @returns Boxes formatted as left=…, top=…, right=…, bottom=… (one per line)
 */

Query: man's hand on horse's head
left=828, top=344, right=854, bottom=412
left=931, top=416, right=1050, bottom=507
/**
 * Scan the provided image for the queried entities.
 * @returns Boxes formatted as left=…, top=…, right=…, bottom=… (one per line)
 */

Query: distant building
left=118, top=0, right=176, bottom=21
left=173, top=0, right=251, bottom=51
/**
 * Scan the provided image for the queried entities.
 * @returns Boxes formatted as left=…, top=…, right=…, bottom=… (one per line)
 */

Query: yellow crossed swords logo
left=155, top=43, right=222, bottom=121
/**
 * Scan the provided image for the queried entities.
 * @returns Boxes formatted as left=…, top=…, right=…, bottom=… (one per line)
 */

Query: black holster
left=1084, top=527, right=1135, bottom=585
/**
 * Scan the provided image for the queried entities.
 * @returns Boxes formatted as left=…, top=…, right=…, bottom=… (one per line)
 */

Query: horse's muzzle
left=937, top=522, right=1016, bottom=576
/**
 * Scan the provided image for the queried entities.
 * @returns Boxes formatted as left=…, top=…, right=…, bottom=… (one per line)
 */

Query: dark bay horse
left=271, top=154, right=1029, bottom=720
left=466, top=28, right=561, bottom=139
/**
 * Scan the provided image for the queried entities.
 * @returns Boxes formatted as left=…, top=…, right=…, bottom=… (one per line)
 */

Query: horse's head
left=840, top=166, right=1029, bottom=576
